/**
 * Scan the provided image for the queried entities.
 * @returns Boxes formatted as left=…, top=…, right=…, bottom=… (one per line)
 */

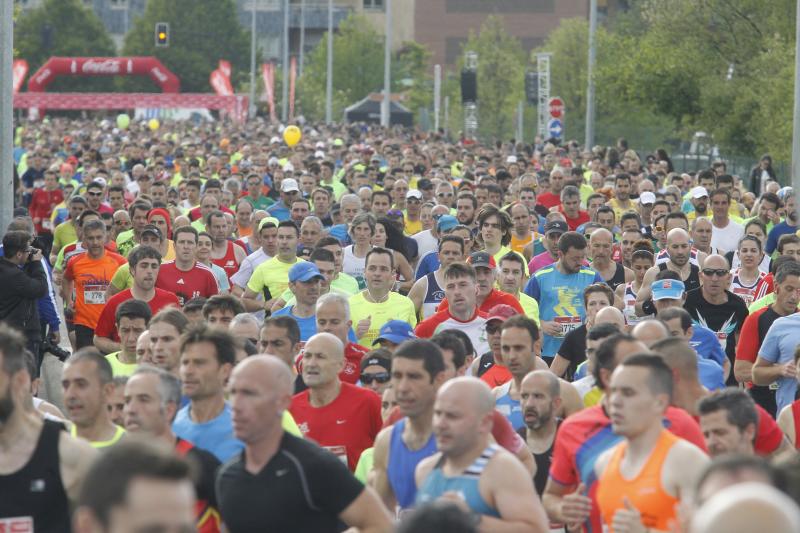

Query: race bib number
left=732, top=287, right=754, bottom=306
left=0, top=517, right=33, bottom=533
left=553, top=316, right=582, bottom=338
left=84, top=285, right=106, bottom=305
left=324, top=445, right=348, bottom=465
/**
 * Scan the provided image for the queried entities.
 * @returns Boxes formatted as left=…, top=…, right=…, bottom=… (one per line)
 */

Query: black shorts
left=74, top=325, right=95, bottom=349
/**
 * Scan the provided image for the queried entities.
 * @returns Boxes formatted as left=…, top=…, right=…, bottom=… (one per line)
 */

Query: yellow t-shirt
left=247, top=256, right=305, bottom=300
left=105, top=352, right=138, bottom=377
left=349, top=291, right=417, bottom=347
left=53, top=221, right=77, bottom=251
left=518, top=292, right=541, bottom=326
left=282, top=410, right=301, bottom=437
left=607, top=198, right=637, bottom=220
left=404, top=217, right=423, bottom=236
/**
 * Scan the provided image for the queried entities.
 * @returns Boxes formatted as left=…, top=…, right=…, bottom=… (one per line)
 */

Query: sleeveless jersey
left=730, top=269, right=766, bottom=307
left=70, top=423, right=125, bottom=449
left=792, top=401, right=800, bottom=450
left=387, top=418, right=437, bottom=510
left=421, top=272, right=445, bottom=319
left=657, top=262, right=701, bottom=293
left=655, top=247, right=701, bottom=267
left=606, top=262, right=627, bottom=291
left=494, top=381, right=524, bottom=431
left=622, top=282, right=648, bottom=326
left=211, top=241, right=239, bottom=281
left=343, top=245, right=367, bottom=290
left=416, top=444, right=501, bottom=518
left=0, top=420, right=70, bottom=533
left=596, top=429, right=680, bottom=532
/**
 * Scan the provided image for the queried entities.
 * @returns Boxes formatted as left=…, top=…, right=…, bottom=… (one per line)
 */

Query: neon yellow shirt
left=518, top=292, right=541, bottom=326
left=105, top=352, right=138, bottom=377
left=354, top=447, right=374, bottom=484
left=53, top=221, right=77, bottom=252
left=247, top=256, right=305, bottom=300
left=282, top=410, right=301, bottom=437
left=349, top=291, right=417, bottom=347
left=71, top=424, right=126, bottom=449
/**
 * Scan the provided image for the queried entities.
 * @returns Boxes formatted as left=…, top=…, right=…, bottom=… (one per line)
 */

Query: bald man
left=690, top=483, right=800, bottom=533
left=218, top=356, right=393, bottom=532
left=288, top=332, right=382, bottom=471
left=589, top=229, right=633, bottom=291
left=520, top=371, right=563, bottom=496
left=631, top=318, right=669, bottom=346
left=594, top=306, right=626, bottom=330
left=415, top=378, right=549, bottom=531
left=636, top=228, right=702, bottom=313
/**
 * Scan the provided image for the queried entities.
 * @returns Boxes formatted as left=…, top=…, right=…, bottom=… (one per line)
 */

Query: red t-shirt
left=289, top=382, right=382, bottom=471
left=156, top=261, right=219, bottom=306
left=753, top=273, right=774, bottom=302
left=29, top=188, right=64, bottom=233
left=383, top=406, right=525, bottom=455
left=549, top=404, right=705, bottom=533
left=736, top=306, right=770, bottom=364
left=95, top=288, right=180, bottom=342
left=211, top=241, right=242, bottom=281
left=295, top=342, right=367, bottom=385
left=537, top=192, right=561, bottom=210
left=436, top=289, right=524, bottom=315
left=480, top=364, right=513, bottom=388
left=557, top=206, right=590, bottom=231
left=188, top=205, right=234, bottom=222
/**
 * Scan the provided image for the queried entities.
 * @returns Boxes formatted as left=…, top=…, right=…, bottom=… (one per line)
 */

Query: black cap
left=544, top=220, right=568, bottom=235
left=417, top=178, right=433, bottom=191
left=468, top=251, right=496, bottom=269
left=140, top=224, right=163, bottom=240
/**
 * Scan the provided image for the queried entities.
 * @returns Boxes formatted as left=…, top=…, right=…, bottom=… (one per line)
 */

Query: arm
left=734, top=314, right=760, bottom=383
left=93, top=335, right=120, bottom=355
left=477, top=453, right=549, bottom=532
left=778, top=406, right=796, bottom=448
left=407, top=277, right=427, bottom=318
left=59, top=430, right=98, bottom=503
left=395, top=253, right=414, bottom=294
left=369, top=427, right=397, bottom=512
left=242, top=286, right=272, bottom=312
left=549, top=355, right=571, bottom=378
left=557, top=380, right=584, bottom=417
left=752, top=356, right=795, bottom=386
left=337, top=486, right=394, bottom=533
left=634, top=266, right=658, bottom=315
left=623, top=266, right=634, bottom=284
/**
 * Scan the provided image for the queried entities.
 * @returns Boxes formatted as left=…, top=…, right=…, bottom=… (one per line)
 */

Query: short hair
left=173, top=225, right=198, bottom=242
left=501, top=315, right=540, bottom=343
left=150, top=307, right=190, bottom=335
left=620, top=212, right=642, bottom=228
left=443, top=328, right=475, bottom=357
left=371, top=190, right=392, bottom=204
left=128, top=200, right=152, bottom=217
left=315, top=292, right=351, bottom=320
left=349, top=212, right=376, bottom=235
left=583, top=283, right=614, bottom=307
left=438, top=235, right=465, bottom=254
left=183, top=297, right=207, bottom=314
left=263, top=315, right=301, bottom=347
left=697, top=387, right=758, bottom=435
left=658, top=307, right=692, bottom=331
left=0, top=324, right=28, bottom=376
left=128, top=245, right=162, bottom=269
left=82, top=218, right=106, bottom=235
left=430, top=331, right=467, bottom=371
left=115, top=299, right=152, bottom=326
left=78, top=209, right=101, bottom=227
left=77, top=440, right=195, bottom=529
left=558, top=231, right=588, bottom=254
left=365, top=246, right=394, bottom=269
left=205, top=209, right=226, bottom=228
left=776, top=260, right=800, bottom=284
left=498, top=251, right=525, bottom=270
left=695, top=455, right=774, bottom=504
left=67, top=347, right=113, bottom=386
left=315, top=236, right=342, bottom=250
left=615, top=173, right=631, bottom=184
left=202, top=294, right=244, bottom=319
left=2, top=230, right=31, bottom=257
left=620, top=353, right=673, bottom=400
left=560, top=185, right=580, bottom=200
left=180, top=324, right=236, bottom=366
left=743, top=218, right=767, bottom=237
left=778, top=234, right=800, bottom=254
left=587, top=322, right=621, bottom=342
left=595, top=206, right=616, bottom=221
left=309, top=247, right=335, bottom=265
left=396, top=501, right=479, bottom=533
left=759, top=192, right=781, bottom=208
left=131, top=365, right=182, bottom=411
left=593, top=333, right=638, bottom=391
left=710, top=188, right=731, bottom=202
left=393, top=339, right=445, bottom=383
left=664, top=211, right=689, bottom=229
left=443, top=262, right=476, bottom=282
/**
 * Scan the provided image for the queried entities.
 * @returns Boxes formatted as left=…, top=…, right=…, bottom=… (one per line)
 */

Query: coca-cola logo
left=150, top=67, right=168, bottom=83
left=82, top=59, right=121, bottom=74
left=33, top=68, right=51, bottom=85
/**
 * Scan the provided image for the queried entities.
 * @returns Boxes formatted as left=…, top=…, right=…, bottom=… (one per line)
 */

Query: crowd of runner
left=2, top=116, right=800, bottom=532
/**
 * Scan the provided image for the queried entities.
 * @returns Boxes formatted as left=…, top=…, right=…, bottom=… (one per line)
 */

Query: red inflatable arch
left=27, top=57, right=180, bottom=93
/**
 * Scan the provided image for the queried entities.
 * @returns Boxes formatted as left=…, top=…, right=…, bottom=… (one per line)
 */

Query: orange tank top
left=596, top=429, right=680, bottom=532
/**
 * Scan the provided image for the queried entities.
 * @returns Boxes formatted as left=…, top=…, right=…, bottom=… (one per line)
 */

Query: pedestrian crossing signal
left=155, top=23, right=169, bottom=47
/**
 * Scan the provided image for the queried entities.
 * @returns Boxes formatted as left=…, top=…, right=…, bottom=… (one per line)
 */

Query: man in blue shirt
left=753, top=313, right=800, bottom=413
left=265, top=177, right=301, bottom=221
left=272, top=261, right=324, bottom=341
left=765, top=191, right=797, bottom=255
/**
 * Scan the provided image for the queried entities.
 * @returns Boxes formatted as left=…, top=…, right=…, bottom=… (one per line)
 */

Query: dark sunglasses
left=702, top=268, right=729, bottom=278
left=387, top=210, right=404, bottom=217
left=361, top=372, right=390, bottom=384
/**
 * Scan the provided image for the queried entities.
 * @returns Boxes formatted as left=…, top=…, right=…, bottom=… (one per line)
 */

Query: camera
left=41, top=338, right=70, bottom=362
left=27, top=247, right=39, bottom=262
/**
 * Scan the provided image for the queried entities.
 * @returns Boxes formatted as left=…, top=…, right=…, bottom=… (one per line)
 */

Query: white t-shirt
left=412, top=230, right=438, bottom=263
left=710, top=219, right=744, bottom=254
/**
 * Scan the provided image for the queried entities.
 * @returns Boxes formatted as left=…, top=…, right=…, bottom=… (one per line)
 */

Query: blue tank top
left=416, top=444, right=502, bottom=518
left=494, top=381, right=524, bottom=431
left=387, top=418, right=437, bottom=509
left=422, top=272, right=445, bottom=319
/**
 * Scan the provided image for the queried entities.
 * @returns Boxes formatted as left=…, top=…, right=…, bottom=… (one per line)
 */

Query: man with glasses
left=404, top=189, right=423, bottom=235
left=435, top=181, right=455, bottom=209
left=359, top=350, right=392, bottom=395
left=684, top=254, right=749, bottom=384
left=85, top=181, right=113, bottom=215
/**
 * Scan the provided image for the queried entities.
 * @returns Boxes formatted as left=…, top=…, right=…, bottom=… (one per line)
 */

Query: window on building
left=364, top=0, right=384, bottom=10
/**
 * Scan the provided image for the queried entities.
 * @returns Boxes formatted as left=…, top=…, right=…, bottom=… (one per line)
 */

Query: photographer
left=0, top=230, right=49, bottom=360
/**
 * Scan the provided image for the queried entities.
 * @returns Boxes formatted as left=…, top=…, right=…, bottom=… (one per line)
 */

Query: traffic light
left=525, top=71, right=538, bottom=104
left=460, top=69, right=477, bottom=104
left=155, top=22, right=169, bottom=47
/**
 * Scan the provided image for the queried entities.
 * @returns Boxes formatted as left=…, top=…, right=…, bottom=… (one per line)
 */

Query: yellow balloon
left=283, top=125, right=301, bottom=147
left=148, top=118, right=160, bottom=131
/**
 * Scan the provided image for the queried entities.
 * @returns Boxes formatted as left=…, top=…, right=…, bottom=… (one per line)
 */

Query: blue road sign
left=548, top=119, right=563, bottom=138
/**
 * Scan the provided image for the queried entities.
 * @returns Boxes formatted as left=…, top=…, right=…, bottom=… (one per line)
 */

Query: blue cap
left=373, top=320, right=416, bottom=345
left=651, top=279, right=685, bottom=300
left=288, top=262, right=324, bottom=283
left=437, top=215, right=458, bottom=233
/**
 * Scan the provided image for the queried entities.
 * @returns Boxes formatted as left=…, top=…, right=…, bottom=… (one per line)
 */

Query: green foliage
left=14, top=0, right=117, bottom=92
left=121, top=0, right=253, bottom=93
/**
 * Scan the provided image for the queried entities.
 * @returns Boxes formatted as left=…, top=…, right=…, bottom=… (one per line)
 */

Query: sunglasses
left=361, top=372, right=390, bottom=385
left=702, top=268, right=729, bottom=278
left=387, top=210, right=404, bottom=217
left=87, top=191, right=103, bottom=197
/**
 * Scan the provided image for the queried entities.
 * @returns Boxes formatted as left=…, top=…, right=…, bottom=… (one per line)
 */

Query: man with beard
left=0, top=324, right=96, bottom=531
left=519, top=370, right=563, bottom=496
left=766, top=190, right=798, bottom=255
left=606, top=174, right=636, bottom=220
left=636, top=228, right=702, bottom=315
left=556, top=186, right=590, bottom=231
left=688, top=186, right=710, bottom=222
left=456, top=192, right=478, bottom=229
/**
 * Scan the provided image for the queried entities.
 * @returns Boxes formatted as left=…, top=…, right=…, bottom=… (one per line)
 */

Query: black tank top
left=0, top=419, right=70, bottom=533
left=607, top=262, right=627, bottom=291
left=658, top=262, right=701, bottom=293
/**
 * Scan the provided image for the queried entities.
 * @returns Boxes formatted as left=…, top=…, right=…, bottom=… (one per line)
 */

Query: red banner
left=27, top=57, right=180, bottom=93
left=12, top=60, right=28, bottom=94
left=210, top=68, right=233, bottom=96
left=289, top=56, right=297, bottom=120
left=262, top=63, right=276, bottom=122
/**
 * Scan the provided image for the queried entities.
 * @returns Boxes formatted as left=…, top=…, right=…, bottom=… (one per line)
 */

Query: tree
left=121, top=0, right=252, bottom=93
left=15, top=0, right=117, bottom=92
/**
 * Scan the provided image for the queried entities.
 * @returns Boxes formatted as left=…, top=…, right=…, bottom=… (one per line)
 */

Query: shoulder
left=415, top=452, right=441, bottom=480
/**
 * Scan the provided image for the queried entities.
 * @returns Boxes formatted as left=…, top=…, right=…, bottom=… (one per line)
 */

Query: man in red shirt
left=207, top=210, right=246, bottom=281
left=289, top=332, right=382, bottom=471
left=434, top=252, right=524, bottom=315
left=536, top=168, right=566, bottom=210
left=156, top=226, right=219, bottom=306
left=556, top=185, right=590, bottom=231
left=94, top=245, right=180, bottom=353
left=29, top=169, right=63, bottom=254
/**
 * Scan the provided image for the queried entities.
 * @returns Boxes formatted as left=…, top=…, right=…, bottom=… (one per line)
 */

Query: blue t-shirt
left=759, top=313, right=800, bottom=413
left=689, top=325, right=727, bottom=367
left=272, top=306, right=317, bottom=341
left=265, top=201, right=290, bottom=222
left=524, top=265, right=603, bottom=358
left=415, top=251, right=440, bottom=280
left=766, top=221, right=798, bottom=255
left=697, top=358, right=725, bottom=391
left=172, top=402, right=243, bottom=462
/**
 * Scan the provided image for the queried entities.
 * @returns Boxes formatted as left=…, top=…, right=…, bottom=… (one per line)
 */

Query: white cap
left=406, top=189, right=423, bottom=200
left=506, top=155, right=518, bottom=164
left=315, top=141, right=326, bottom=149
left=314, top=150, right=325, bottom=159
left=639, top=191, right=655, bottom=205
left=280, top=178, right=300, bottom=192
left=267, top=156, right=280, bottom=167
left=92, top=177, right=107, bottom=188
left=283, top=162, right=295, bottom=172
left=269, top=136, right=280, bottom=144
left=691, top=186, right=709, bottom=199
